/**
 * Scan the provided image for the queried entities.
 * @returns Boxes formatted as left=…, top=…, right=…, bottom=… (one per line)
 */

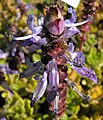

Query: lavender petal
left=0, top=50, right=8, bottom=59
left=64, top=26, right=80, bottom=38
left=71, top=51, right=85, bottom=67
left=49, top=69, right=59, bottom=90
left=31, top=71, right=47, bottom=107
left=32, top=26, right=42, bottom=35
left=67, top=42, right=74, bottom=53
left=27, top=14, right=35, bottom=32
left=70, top=65, right=97, bottom=83
left=68, top=7, right=77, bottom=23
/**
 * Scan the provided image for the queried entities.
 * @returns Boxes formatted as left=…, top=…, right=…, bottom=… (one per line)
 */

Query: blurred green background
left=0, top=0, right=103, bottom=120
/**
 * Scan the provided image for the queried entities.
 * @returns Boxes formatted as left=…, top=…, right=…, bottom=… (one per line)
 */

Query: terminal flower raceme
left=12, top=4, right=97, bottom=117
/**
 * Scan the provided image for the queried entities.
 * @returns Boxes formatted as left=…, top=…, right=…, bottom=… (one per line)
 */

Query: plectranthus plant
left=11, top=4, right=97, bottom=119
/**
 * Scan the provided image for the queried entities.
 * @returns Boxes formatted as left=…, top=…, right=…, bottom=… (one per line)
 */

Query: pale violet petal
left=37, top=38, right=47, bottom=45
left=12, top=26, right=42, bottom=41
left=47, top=69, right=59, bottom=102
left=32, top=35, right=41, bottom=42
left=67, top=42, right=74, bottom=53
left=27, top=14, right=35, bottom=32
left=47, top=59, right=59, bottom=102
left=47, top=58, right=58, bottom=71
left=71, top=51, right=85, bottom=67
left=49, top=69, right=59, bottom=90
left=64, top=26, right=80, bottom=38
left=64, top=19, right=73, bottom=27
left=70, top=65, right=97, bottom=83
left=0, top=52, right=9, bottom=59
left=22, top=37, right=47, bottom=47
left=68, top=7, right=77, bottom=23
left=33, top=26, right=42, bottom=35
left=31, top=71, right=47, bottom=107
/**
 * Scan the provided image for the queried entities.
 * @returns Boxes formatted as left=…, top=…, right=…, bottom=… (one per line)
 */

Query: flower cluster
left=12, top=4, right=97, bottom=117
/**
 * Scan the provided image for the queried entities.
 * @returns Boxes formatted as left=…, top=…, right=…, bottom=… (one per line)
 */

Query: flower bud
left=44, top=4, right=65, bottom=36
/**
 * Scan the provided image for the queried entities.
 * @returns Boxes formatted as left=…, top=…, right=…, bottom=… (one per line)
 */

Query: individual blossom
left=65, top=42, right=97, bottom=84
left=64, top=7, right=92, bottom=39
left=30, top=58, right=60, bottom=116
left=13, top=14, right=47, bottom=52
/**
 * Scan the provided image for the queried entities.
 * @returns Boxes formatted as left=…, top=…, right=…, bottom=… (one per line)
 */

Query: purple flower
left=64, top=7, right=92, bottom=38
left=13, top=14, right=47, bottom=48
left=66, top=43, right=97, bottom=83
left=10, top=4, right=97, bottom=117
left=7, top=41, right=25, bottom=63
left=31, top=58, right=59, bottom=105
